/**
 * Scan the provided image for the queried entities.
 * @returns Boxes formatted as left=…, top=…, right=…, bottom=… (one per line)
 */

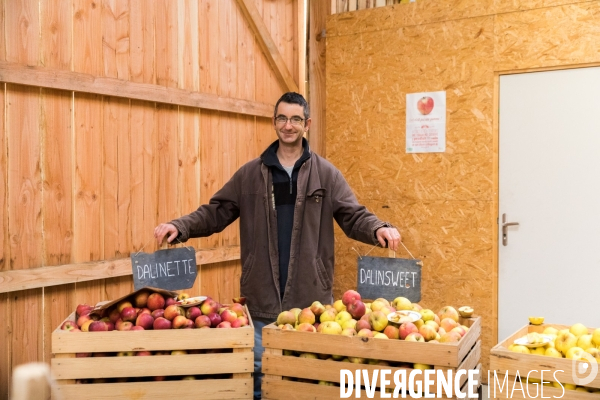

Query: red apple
left=200, top=299, right=219, bottom=316
left=89, top=321, right=109, bottom=332
left=61, top=320, right=78, bottom=331
left=151, top=309, right=165, bottom=319
left=207, top=312, right=222, bottom=328
left=347, top=300, right=366, bottom=319
left=153, top=317, right=172, bottom=330
left=134, top=290, right=150, bottom=308
left=131, top=326, right=144, bottom=331
left=172, top=315, right=188, bottom=329
left=405, top=332, right=425, bottom=342
left=108, top=308, right=121, bottom=324
left=236, top=316, right=249, bottom=327
left=399, top=322, right=418, bottom=340
left=165, top=297, right=177, bottom=307
left=139, top=307, right=151, bottom=315
left=76, top=304, right=94, bottom=317
left=416, top=96, right=434, bottom=115
left=383, top=325, right=400, bottom=340
left=194, top=315, right=211, bottom=329
left=120, top=307, right=138, bottom=322
left=220, top=309, right=238, bottom=324
left=115, top=320, right=133, bottom=331
left=164, top=305, right=185, bottom=321
left=116, top=300, right=133, bottom=313
left=76, top=352, right=92, bottom=358
left=135, top=350, right=152, bottom=356
left=341, top=290, right=361, bottom=306
left=185, top=306, right=201, bottom=321
left=229, top=303, right=245, bottom=317
left=217, top=321, right=232, bottom=328
left=76, top=314, right=97, bottom=328
left=184, top=319, right=194, bottom=329
left=147, top=293, right=166, bottom=311
left=230, top=319, right=243, bottom=328
left=135, top=313, right=154, bottom=330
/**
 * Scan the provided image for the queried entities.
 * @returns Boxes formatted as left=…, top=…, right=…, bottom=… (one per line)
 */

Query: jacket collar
left=261, top=137, right=311, bottom=169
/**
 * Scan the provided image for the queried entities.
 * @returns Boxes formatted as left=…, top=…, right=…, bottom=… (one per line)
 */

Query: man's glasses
left=275, top=115, right=305, bottom=126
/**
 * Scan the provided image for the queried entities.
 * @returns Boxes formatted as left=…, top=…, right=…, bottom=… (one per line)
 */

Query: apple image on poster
left=416, top=96, right=434, bottom=115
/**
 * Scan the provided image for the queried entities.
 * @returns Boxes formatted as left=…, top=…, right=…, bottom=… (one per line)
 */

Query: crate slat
left=263, top=364, right=482, bottom=400
left=52, top=352, right=252, bottom=379
left=490, top=323, right=600, bottom=389
left=54, top=378, right=253, bottom=400
left=262, top=317, right=480, bottom=368
left=263, top=340, right=480, bottom=388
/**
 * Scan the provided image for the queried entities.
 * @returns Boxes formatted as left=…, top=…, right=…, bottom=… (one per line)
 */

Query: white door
left=498, top=67, right=600, bottom=342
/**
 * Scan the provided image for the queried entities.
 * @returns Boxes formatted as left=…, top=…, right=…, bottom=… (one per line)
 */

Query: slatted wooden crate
left=490, top=323, right=600, bottom=399
left=262, top=316, right=482, bottom=399
left=51, top=306, right=254, bottom=400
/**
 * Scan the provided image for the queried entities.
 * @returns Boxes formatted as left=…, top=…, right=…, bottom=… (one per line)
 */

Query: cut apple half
left=176, top=296, right=208, bottom=307
left=387, top=310, right=421, bottom=324
left=458, top=306, right=474, bottom=318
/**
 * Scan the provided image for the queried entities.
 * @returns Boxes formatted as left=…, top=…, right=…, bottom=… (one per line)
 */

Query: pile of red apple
left=60, top=290, right=250, bottom=333
left=275, top=289, right=470, bottom=344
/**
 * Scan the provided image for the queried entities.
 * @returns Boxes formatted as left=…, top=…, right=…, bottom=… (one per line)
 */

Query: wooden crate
left=262, top=317, right=482, bottom=399
left=490, top=323, right=600, bottom=399
left=51, top=307, right=254, bottom=400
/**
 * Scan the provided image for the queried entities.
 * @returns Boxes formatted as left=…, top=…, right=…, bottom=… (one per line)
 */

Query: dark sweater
left=260, top=139, right=311, bottom=297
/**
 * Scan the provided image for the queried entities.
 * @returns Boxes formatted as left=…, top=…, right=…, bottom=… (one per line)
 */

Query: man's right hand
left=154, top=223, right=179, bottom=245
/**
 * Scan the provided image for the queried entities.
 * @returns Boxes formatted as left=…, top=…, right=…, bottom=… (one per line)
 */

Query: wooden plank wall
left=0, top=0, right=303, bottom=397
left=325, top=0, right=600, bottom=382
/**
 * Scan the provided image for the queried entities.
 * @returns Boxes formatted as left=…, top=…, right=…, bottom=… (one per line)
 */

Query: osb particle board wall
left=326, top=0, right=600, bottom=377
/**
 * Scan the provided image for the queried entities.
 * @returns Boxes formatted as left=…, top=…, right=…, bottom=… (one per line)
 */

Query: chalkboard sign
left=357, top=256, right=422, bottom=302
left=131, top=247, right=198, bottom=291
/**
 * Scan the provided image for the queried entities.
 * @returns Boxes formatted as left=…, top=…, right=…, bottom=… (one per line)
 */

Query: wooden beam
left=0, top=61, right=273, bottom=118
left=236, top=0, right=299, bottom=93
left=0, top=246, right=240, bottom=293
left=296, top=0, right=307, bottom=96
left=308, top=0, right=330, bottom=156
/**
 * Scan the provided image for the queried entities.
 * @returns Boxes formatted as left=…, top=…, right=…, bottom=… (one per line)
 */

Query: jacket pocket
left=307, top=188, right=326, bottom=204
left=315, top=257, right=332, bottom=290
left=240, top=253, right=255, bottom=286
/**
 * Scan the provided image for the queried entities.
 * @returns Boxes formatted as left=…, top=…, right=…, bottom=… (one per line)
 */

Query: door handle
left=502, top=213, right=520, bottom=246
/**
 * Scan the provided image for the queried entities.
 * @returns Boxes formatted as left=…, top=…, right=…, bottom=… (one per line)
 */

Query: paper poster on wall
left=406, top=91, right=446, bottom=153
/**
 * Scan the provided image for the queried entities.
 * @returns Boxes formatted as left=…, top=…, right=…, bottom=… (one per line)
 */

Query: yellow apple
left=392, top=297, right=412, bottom=311
left=570, top=323, right=588, bottom=338
left=510, top=345, right=530, bottom=354
left=575, top=387, right=590, bottom=392
left=370, top=299, right=388, bottom=312
left=586, top=347, right=600, bottom=361
left=414, top=319, right=424, bottom=329
left=333, top=300, right=346, bottom=313
left=341, top=319, right=357, bottom=330
left=565, top=347, right=585, bottom=360
left=544, top=347, right=562, bottom=358
left=420, top=309, right=435, bottom=322
left=319, top=321, right=342, bottom=335
left=373, top=332, right=389, bottom=339
left=413, top=363, right=432, bottom=371
left=335, top=310, right=353, bottom=325
left=319, top=308, right=338, bottom=323
left=592, top=328, right=600, bottom=346
left=555, top=332, right=578, bottom=356
left=543, top=327, right=558, bottom=336
left=437, top=306, right=459, bottom=322
left=530, top=346, right=546, bottom=356
left=425, top=320, right=439, bottom=331
left=577, top=334, right=594, bottom=350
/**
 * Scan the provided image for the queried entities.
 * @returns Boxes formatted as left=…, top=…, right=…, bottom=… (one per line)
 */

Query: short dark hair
left=274, top=92, right=310, bottom=121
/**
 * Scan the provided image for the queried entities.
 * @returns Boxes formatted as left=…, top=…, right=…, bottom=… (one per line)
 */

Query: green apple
left=368, top=310, right=388, bottom=332
left=341, top=319, right=357, bottom=330
left=319, top=308, right=338, bottom=323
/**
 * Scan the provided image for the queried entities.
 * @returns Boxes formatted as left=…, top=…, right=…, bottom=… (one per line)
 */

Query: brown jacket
left=170, top=149, right=391, bottom=319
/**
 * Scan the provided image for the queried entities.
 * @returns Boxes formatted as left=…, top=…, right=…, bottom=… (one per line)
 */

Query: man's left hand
left=376, top=227, right=402, bottom=251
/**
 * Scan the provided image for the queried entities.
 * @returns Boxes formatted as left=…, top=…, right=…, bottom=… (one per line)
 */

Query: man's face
left=273, top=102, right=311, bottom=147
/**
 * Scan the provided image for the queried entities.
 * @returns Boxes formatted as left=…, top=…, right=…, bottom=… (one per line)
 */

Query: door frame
left=492, top=61, right=600, bottom=347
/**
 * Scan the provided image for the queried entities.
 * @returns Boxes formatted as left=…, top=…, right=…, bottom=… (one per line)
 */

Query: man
left=154, top=92, right=401, bottom=399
